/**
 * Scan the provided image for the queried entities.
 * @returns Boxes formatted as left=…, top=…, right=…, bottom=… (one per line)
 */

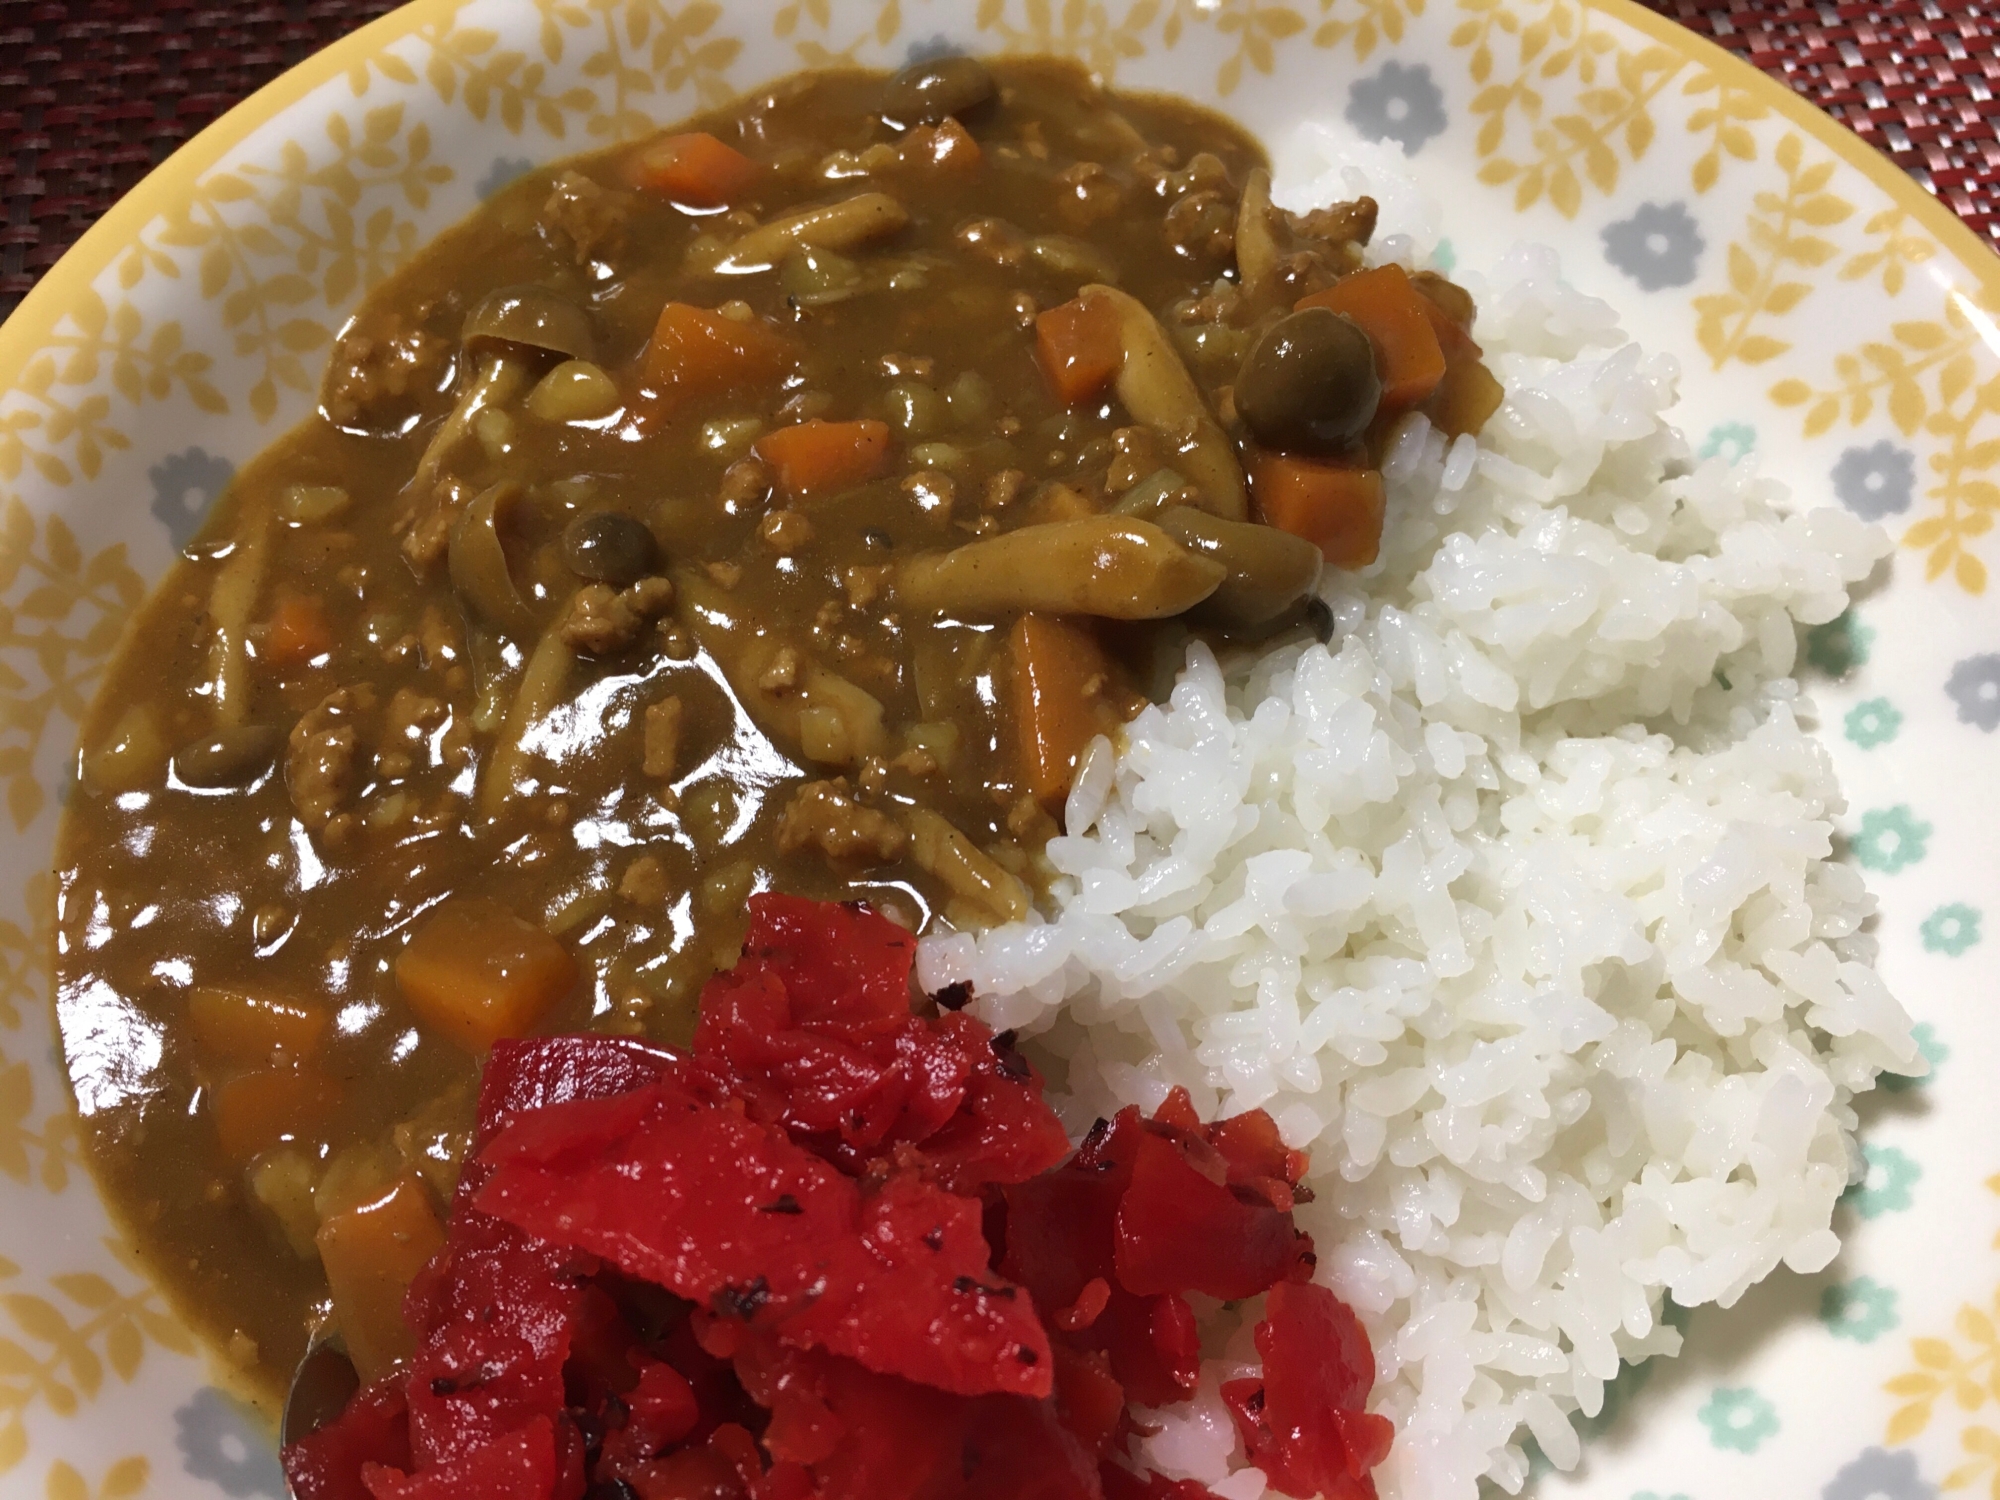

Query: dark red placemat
left=0, top=0, right=1995, bottom=320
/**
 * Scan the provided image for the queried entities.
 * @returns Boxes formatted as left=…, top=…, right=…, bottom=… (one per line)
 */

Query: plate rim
left=0, top=0, right=1996, bottom=402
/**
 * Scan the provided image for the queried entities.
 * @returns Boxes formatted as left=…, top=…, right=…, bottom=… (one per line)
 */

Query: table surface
left=0, top=0, right=1995, bottom=320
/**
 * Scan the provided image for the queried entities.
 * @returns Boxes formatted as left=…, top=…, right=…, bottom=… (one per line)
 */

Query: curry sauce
left=54, top=57, right=1495, bottom=1401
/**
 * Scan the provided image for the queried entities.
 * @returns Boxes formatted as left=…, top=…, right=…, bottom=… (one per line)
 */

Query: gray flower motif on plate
left=1831, top=440, right=1917, bottom=520
left=1601, top=201, right=1705, bottom=290
left=476, top=156, right=536, bottom=199
left=1946, top=653, right=2000, bottom=729
left=1343, top=62, right=1447, bottom=156
left=148, top=447, right=234, bottom=551
left=904, top=33, right=961, bottom=65
left=1824, top=1446, right=1937, bottom=1500
left=176, top=1386, right=288, bottom=1497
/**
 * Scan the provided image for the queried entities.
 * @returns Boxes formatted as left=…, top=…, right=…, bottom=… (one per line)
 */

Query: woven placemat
left=0, top=0, right=1995, bottom=319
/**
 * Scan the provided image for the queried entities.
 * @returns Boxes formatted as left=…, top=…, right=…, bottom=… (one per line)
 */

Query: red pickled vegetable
left=695, top=895, right=1069, bottom=1193
left=474, top=1033, right=680, bottom=1149
left=282, top=1379, right=412, bottom=1500
left=1099, top=1465, right=1228, bottom=1500
left=1222, top=1281, right=1395, bottom=1500
left=475, top=1068, right=1053, bottom=1398
left=360, top=1416, right=557, bottom=1500
left=1115, top=1125, right=1300, bottom=1299
left=597, top=1358, right=701, bottom=1480
left=713, top=1324, right=1101, bottom=1500
left=281, top=899, right=1392, bottom=1500
left=401, top=1035, right=677, bottom=1471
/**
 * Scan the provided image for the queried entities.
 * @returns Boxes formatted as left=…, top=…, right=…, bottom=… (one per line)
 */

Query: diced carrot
left=1249, top=453, right=1387, bottom=570
left=1034, top=293, right=1123, bottom=408
left=627, top=131, right=759, bottom=207
left=188, top=987, right=328, bottom=1065
left=263, top=591, right=334, bottom=670
left=395, top=897, right=577, bottom=1053
left=1295, top=264, right=1447, bottom=413
left=212, top=1064, right=343, bottom=1162
left=901, top=119, right=984, bottom=179
left=754, top=419, right=894, bottom=502
left=1411, top=270, right=1478, bottom=344
left=316, top=1173, right=448, bottom=1382
left=1009, top=613, right=1122, bottom=815
left=1431, top=354, right=1506, bottom=440
left=1416, top=294, right=1480, bottom=365
left=643, top=302, right=796, bottom=407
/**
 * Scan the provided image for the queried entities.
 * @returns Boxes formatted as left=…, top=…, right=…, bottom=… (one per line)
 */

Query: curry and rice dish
left=53, top=46, right=1915, bottom=1500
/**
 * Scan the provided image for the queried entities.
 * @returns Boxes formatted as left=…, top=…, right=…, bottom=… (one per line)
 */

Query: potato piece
left=248, top=1147, right=322, bottom=1257
left=393, top=1088, right=475, bottom=1204
left=527, top=359, right=621, bottom=423
left=316, top=1173, right=447, bottom=1381
left=395, top=897, right=578, bottom=1051
left=314, top=1139, right=405, bottom=1223
left=796, top=670, right=887, bottom=766
left=895, top=516, right=1224, bottom=621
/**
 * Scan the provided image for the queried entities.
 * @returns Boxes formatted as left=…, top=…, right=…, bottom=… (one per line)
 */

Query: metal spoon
left=281, top=1334, right=359, bottom=1454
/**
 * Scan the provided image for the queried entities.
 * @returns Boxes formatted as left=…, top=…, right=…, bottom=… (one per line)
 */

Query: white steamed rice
left=916, top=125, right=1922, bottom=1500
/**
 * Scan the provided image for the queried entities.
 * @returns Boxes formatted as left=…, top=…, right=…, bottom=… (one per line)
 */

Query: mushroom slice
left=907, top=808, right=1029, bottom=928
left=463, top=285, right=598, bottom=362
left=1235, top=167, right=1281, bottom=300
left=477, top=624, right=575, bottom=822
left=709, top=193, right=911, bottom=275
left=895, top=515, right=1225, bottom=621
left=408, top=286, right=597, bottom=497
left=407, top=353, right=528, bottom=500
left=1154, top=506, right=1323, bottom=633
left=448, top=481, right=540, bottom=642
left=1083, top=284, right=1248, bottom=521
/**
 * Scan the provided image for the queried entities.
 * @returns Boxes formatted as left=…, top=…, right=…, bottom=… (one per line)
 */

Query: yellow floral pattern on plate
left=0, top=0, right=1995, bottom=1492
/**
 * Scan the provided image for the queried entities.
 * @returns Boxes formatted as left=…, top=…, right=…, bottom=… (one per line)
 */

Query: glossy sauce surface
left=54, top=61, right=1297, bottom=1400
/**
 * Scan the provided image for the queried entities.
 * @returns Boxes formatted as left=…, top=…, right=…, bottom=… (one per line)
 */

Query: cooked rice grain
left=917, top=146, right=1919, bottom=1500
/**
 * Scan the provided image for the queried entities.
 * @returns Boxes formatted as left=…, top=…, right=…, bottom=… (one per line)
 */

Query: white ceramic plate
left=1, top=2, right=1995, bottom=1496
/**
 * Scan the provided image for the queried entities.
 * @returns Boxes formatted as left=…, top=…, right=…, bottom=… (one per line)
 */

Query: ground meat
left=1105, top=428, right=1164, bottom=493
left=399, top=476, right=472, bottom=573
left=643, top=697, right=683, bottom=779
left=954, top=217, right=1029, bottom=270
left=1164, top=190, right=1235, bottom=263
left=619, top=854, right=671, bottom=907
left=842, top=565, right=892, bottom=610
left=287, top=687, right=374, bottom=831
left=418, top=605, right=463, bottom=670
left=1055, top=161, right=1123, bottom=229
left=1174, top=282, right=1244, bottom=327
left=1262, top=198, right=1378, bottom=302
left=776, top=780, right=908, bottom=867
left=539, top=170, right=632, bottom=265
left=559, top=577, right=675, bottom=654
left=322, top=304, right=452, bottom=432
left=1289, top=196, right=1378, bottom=250
left=718, top=459, right=771, bottom=510
left=757, top=646, right=801, bottom=694
left=981, top=470, right=1027, bottom=513
left=377, top=686, right=445, bottom=779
